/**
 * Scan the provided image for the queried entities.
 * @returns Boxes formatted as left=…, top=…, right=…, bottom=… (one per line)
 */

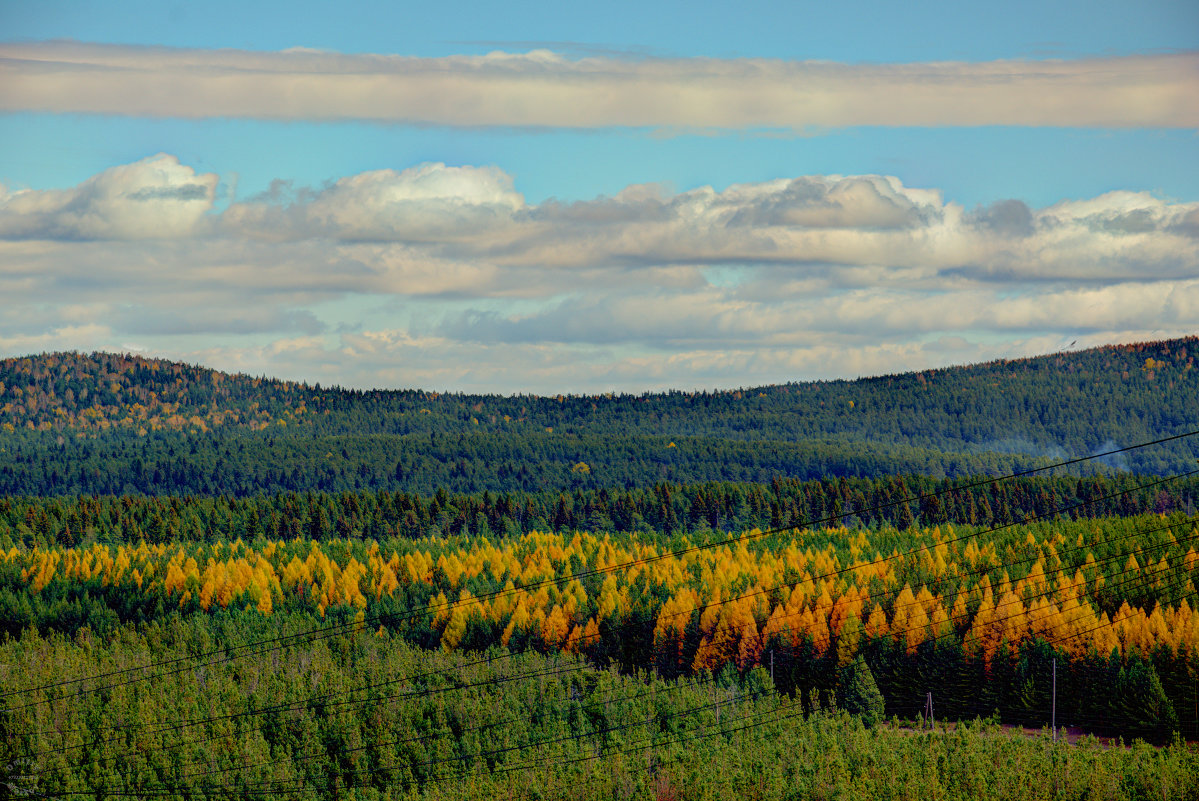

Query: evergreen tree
left=838, top=655, right=886, bottom=727
left=1116, top=655, right=1179, bottom=744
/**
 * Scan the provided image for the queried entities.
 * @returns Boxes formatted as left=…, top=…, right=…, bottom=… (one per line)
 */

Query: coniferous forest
left=2, top=338, right=1199, bottom=799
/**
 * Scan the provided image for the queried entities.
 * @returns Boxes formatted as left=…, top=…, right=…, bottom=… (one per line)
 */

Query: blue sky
left=5, top=0, right=1196, bottom=59
left=0, top=0, right=1196, bottom=392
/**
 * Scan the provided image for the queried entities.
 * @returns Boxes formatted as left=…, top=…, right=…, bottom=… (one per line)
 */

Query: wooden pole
left=1052, top=658, right=1057, bottom=742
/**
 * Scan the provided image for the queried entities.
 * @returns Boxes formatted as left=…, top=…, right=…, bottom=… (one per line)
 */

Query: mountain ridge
left=1, top=336, right=1196, bottom=496
left=2, top=336, right=1194, bottom=430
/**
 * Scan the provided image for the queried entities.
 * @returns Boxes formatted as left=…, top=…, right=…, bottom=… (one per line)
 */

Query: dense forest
left=1, top=337, right=1197, bottom=496
left=5, top=616, right=1197, bottom=800
left=3, top=339, right=1199, bottom=798
left=4, top=514, right=1198, bottom=740
left=1, top=471, right=1196, bottom=548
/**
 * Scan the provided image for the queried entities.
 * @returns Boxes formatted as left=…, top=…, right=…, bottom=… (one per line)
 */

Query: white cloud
left=1, top=155, right=1197, bottom=392
left=0, top=324, right=114, bottom=355
left=169, top=326, right=1199, bottom=395
left=2, top=42, right=1196, bottom=130
left=225, top=163, right=524, bottom=242
left=0, top=154, right=217, bottom=240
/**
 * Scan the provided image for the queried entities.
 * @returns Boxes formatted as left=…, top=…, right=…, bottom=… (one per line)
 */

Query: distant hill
left=0, top=338, right=1196, bottom=496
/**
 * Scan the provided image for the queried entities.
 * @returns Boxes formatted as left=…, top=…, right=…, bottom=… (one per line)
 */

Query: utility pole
left=648, top=677, right=655, bottom=735
left=925, top=692, right=934, bottom=729
left=1052, top=658, right=1057, bottom=742
left=770, top=649, right=774, bottom=685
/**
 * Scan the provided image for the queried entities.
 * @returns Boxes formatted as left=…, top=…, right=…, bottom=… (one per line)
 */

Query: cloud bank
left=1, top=155, right=1196, bottom=392
left=2, top=42, right=1197, bottom=129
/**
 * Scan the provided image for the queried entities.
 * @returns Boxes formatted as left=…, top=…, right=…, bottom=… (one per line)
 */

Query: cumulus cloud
left=1, top=155, right=1197, bottom=392
left=723, top=176, right=942, bottom=230
left=968, top=200, right=1035, bottom=238
left=0, top=154, right=217, bottom=240
left=224, top=163, right=524, bottom=242
left=2, top=42, right=1197, bottom=130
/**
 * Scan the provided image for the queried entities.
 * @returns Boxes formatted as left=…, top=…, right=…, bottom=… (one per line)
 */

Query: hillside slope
left=0, top=337, right=1196, bottom=496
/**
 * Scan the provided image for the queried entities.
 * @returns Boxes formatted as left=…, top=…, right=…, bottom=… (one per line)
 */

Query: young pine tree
left=838, top=655, right=886, bottom=727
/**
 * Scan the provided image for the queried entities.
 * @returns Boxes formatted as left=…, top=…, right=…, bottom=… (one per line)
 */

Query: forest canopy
left=0, top=337, right=1196, bottom=497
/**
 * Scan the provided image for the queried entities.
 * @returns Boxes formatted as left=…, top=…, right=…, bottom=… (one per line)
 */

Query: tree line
left=2, top=472, right=1195, bottom=548
left=1, top=336, right=1197, bottom=498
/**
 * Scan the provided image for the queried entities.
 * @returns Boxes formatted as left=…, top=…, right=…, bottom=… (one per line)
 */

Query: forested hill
left=0, top=337, right=1196, bottom=496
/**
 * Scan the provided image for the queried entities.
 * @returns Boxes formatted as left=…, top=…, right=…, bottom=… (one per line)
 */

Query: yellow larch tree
left=865, top=603, right=889, bottom=638
left=541, top=604, right=572, bottom=649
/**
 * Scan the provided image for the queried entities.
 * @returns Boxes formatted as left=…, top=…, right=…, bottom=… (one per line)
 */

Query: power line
left=8, top=464, right=1197, bottom=797
left=427, top=690, right=808, bottom=798
left=21, top=508, right=1196, bottom=784
left=206, top=527, right=1186, bottom=793
left=16, top=465, right=1193, bottom=765
left=18, top=527, right=1199, bottom=796
left=486, top=569, right=1199, bottom=801
left=476, top=564, right=1199, bottom=800
left=168, top=659, right=726, bottom=786
left=48, top=677, right=804, bottom=798
left=627, top=475, right=1198, bottom=661
left=243, top=555, right=1199, bottom=801
left=8, top=429, right=1193, bottom=707
left=12, top=471, right=1195, bottom=767
left=216, top=677, right=774, bottom=796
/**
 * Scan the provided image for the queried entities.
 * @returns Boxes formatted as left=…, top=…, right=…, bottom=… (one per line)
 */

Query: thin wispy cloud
left=2, top=42, right=1196, bottom=129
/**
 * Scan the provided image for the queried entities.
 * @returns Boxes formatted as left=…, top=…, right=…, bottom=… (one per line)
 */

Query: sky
left=1, top=1, right=1197, bottom=394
